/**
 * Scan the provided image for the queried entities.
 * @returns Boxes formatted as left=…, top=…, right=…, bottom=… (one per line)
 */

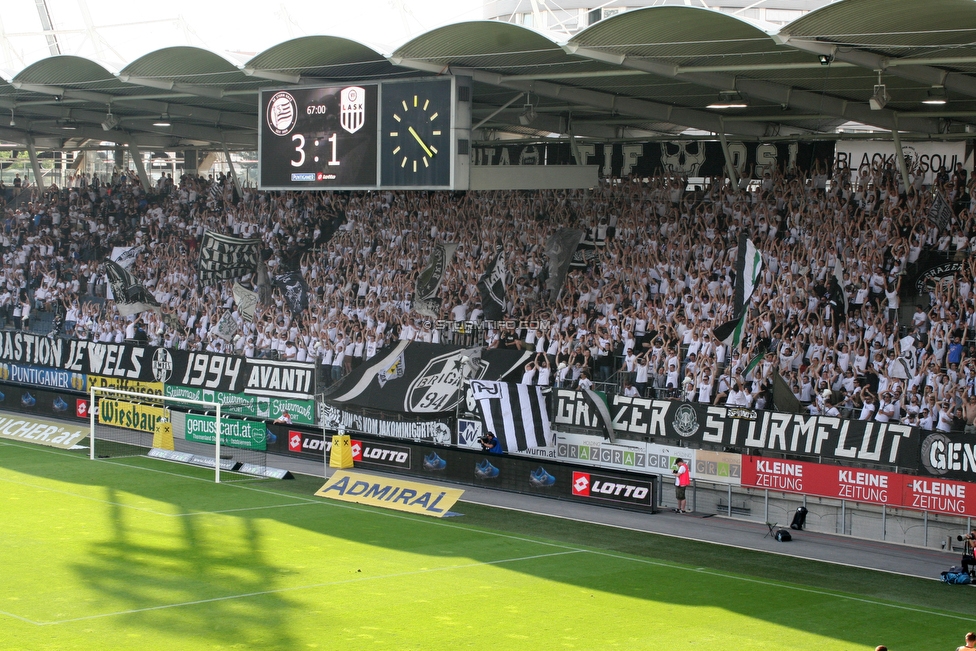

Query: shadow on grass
left=2, top=441, right=970, bottom=650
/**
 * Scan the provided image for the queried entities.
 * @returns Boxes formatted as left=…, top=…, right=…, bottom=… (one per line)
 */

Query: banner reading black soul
left=552, top=390, right=919, bottom=468
left=269, top=426, right=656, bottom=513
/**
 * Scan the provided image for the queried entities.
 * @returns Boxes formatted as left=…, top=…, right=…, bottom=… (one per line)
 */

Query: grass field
left=1, top=438, right=973, bottom=651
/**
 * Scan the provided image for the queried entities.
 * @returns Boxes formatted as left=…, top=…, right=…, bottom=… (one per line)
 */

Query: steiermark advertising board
left=165, top=385, right=314, bottom=425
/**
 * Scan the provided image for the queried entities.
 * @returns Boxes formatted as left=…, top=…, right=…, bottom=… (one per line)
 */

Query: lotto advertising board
left=267, top=424, right=657, bottom=513
left=741, top=456, right=976, bottom=517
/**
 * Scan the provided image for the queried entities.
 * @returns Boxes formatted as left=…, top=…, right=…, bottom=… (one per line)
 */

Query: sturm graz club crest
left=405, top=349, right=487, bottom=413
left=340, top=86, right=366, bottom=134
left=672, top=404, right=700, bottom=438
left=920, top=432, right=952, bottom=476
left=151, top=348, right=173, bottom=383
left=267, top=91, right=298, bottom=137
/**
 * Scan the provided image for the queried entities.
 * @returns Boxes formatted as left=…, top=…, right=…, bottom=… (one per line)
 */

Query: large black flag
left=104, top=260, right=160, bottom=317
left=545, top=228, right=584, bottom=303
left=415, top=243, right=457, bottom=318
left=198, top=231, right=261, bottom=285
left=477, top=252, right=507, bottom=321
left=273, top=270, right=310, bottom=314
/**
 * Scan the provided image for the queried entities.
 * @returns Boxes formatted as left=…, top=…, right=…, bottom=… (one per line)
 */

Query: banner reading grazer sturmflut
left=198, top=231, right=261, bottom=285
left=182, top=413, right=266, bottom=450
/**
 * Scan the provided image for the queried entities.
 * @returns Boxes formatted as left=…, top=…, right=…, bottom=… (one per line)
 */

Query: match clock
left=380, top=79, right=453, bottom=187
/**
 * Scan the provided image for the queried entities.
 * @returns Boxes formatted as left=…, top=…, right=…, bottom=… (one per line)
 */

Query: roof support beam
left=562, top=44, right=941, bottom=134
left=26, top=137, right=44, bottom=190
left=127, top=143, right=151, bottom=192
left=118, top=75, right=227, bottom=100
left=388, top=57, right=773, bottom=137
left=242, top=67, right=302, bottom=84
left=774, top=35, right=976, bottom=100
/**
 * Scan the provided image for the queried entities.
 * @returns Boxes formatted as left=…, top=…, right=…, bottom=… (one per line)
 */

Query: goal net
left=89, top=386, right=270, bottom=483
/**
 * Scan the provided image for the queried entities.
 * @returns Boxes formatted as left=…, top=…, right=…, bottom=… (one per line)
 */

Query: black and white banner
left=414, top=242, right=457, bottom=318
left=327, top=341, right=530, bottom=414
left=273, top=270, right=310, bottom=314
left=477, top=251, right=507, bottom=321
left=198, top=231, right=261, bottom=285
left=318, top=402, right=453, bottom=443
left=545, top=228, right=583, bottom=303
left=552, top=390, right=918, bottom=468
left=105, top=260, right=161, bottom=317
left=470, top=380, right=551, bottom=452
left=232, top=282, right=259, bottom=322
left=244, top=357, right=316, bottom=400
left=926, top=191, right=954, bottom=232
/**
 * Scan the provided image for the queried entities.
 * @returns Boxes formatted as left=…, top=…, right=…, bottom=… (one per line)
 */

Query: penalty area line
left=28, top=550, right=583, bottom=626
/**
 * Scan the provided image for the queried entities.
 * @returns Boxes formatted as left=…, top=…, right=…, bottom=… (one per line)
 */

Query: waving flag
left=713, top=234, right=762, bottom=352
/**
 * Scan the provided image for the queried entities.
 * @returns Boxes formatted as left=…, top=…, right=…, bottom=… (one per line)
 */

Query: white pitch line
left=0, top=609, right=43, bottom=625
left=25, top=550, right=583, bottom=626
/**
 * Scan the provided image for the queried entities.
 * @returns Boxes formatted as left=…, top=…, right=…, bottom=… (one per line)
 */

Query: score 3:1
left=290, top=133, right=341, bottom=167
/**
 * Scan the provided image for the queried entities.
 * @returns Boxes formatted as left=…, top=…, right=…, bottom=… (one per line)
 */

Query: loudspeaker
left=775, top=529, right=792, bottom=542
left=790, top=506, right=808, bottom=530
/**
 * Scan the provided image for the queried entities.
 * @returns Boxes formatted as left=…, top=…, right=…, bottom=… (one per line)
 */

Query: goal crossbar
left=89, top=385, right=224, bottom=482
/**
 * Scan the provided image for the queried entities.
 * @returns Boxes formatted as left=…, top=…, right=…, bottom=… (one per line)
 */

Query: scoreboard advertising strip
left=741, top=456, right=976, bottom=517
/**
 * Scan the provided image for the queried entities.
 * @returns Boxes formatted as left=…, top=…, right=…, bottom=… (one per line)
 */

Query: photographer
left=480, top=431, right=502, bottom=454
left=960, top=530, right=976, bottom=576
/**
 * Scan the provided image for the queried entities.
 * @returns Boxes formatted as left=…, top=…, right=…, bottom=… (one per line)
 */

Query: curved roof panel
left=784, top=0, right=976, bottom=52
left=0, top=3, right=970, bottom=154
left=246, top=36, right=402, bottom=81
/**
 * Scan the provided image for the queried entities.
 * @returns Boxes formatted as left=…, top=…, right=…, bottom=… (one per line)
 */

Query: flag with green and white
left=713, top=234, right=762, bottom=353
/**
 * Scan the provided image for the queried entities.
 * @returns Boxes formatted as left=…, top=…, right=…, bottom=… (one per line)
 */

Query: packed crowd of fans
left=2, top=157, right=975, bottom=430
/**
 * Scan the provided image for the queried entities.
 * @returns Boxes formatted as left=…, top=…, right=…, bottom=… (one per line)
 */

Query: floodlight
left=869, top=84, right=889, bottom=110
left=922, top=86, right=948, bottom=105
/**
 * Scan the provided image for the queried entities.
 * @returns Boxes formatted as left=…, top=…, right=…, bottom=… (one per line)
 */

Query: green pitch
left=1, top=439, right=972, bottom=651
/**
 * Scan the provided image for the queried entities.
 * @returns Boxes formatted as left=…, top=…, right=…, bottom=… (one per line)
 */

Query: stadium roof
left=1, top=0, right=975, bottom=152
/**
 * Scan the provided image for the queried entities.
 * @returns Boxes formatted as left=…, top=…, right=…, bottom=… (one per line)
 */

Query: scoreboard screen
left=259, top=85, right=378, bottom=189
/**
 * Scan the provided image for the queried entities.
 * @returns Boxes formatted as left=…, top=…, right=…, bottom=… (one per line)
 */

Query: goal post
left=89, top=385, right=224, bottom=482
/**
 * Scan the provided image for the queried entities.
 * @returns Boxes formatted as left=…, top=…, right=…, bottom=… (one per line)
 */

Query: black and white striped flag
left=470, top=380, right=551, bottom=452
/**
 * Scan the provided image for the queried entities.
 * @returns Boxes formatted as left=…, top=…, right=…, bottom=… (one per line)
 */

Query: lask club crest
left=405, top=349, right=487, bottom=413
left=340, top=87, right=366, bottom=134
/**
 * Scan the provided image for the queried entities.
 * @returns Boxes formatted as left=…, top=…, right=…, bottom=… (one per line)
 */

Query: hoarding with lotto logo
left=183, top=413, right=267, bottom=450
left=569, top=470, right=652, bottom=507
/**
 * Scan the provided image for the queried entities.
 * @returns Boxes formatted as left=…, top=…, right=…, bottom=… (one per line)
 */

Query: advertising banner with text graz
left=552, top=391, right=919, bottom=469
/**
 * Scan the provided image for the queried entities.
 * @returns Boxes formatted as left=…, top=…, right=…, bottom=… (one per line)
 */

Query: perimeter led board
left=259, top=84, right=378, bottom=189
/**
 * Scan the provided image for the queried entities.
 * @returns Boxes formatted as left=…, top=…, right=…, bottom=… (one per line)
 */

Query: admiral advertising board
left=552, top=391, right=918, bottom=468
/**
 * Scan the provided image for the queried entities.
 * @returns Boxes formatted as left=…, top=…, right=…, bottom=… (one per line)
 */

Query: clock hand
left=407, top=126, right=435, bottom=158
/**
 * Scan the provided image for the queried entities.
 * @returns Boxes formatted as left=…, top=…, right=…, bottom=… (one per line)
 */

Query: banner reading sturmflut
left=198, top=231, right=261, bottom=285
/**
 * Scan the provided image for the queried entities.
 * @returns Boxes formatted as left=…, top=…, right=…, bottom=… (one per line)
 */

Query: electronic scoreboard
left=259, top=77, right=469, bottom=190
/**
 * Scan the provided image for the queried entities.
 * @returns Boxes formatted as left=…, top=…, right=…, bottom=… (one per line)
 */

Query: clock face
left=380, top=79, right=452, bottom=187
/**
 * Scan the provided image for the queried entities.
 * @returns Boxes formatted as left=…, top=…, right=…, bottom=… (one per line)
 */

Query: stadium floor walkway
left=269, top=452, right=959, bottom=582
